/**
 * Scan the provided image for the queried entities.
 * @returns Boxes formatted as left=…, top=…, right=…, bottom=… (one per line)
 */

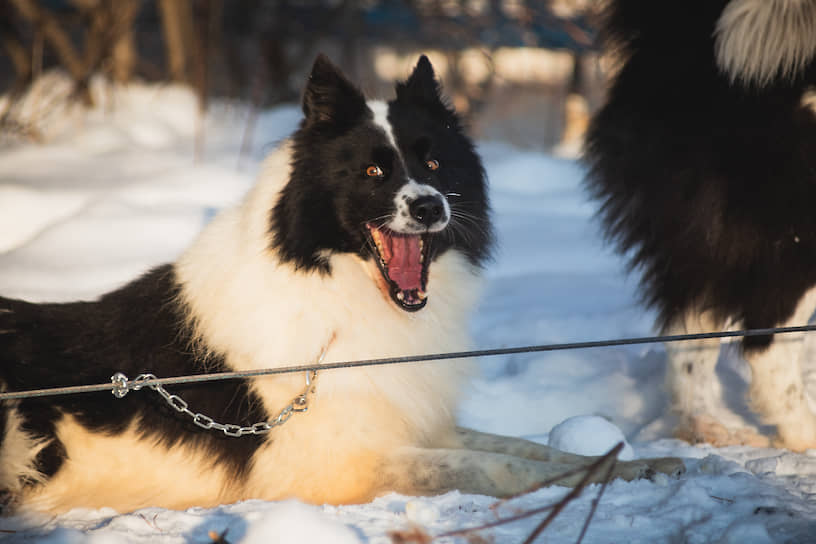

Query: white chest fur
left=174, top=145, right=483, bottom=468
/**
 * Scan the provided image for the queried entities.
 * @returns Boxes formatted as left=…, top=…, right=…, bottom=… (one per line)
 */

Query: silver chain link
left=110, top=349, right=326, bottom=438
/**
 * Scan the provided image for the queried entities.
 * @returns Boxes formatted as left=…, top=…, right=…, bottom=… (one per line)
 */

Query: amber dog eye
left=366, top=165, right=384, bottom=177
left=425, top=159, right=440, bottom=171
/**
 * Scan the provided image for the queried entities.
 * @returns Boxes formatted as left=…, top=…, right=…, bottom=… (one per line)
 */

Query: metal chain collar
left=110, top=348, right=327, bottom=438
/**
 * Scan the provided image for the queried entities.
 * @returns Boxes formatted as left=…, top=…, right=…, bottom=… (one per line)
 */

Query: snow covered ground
left=1, top=79, right=815, bottom=543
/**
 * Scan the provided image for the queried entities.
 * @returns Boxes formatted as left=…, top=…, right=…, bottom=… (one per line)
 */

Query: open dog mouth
left=366, top=223, right=430, bottom=311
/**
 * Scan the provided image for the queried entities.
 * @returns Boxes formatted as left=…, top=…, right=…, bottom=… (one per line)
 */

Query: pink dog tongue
left=388, top=234, right=422, bottom=291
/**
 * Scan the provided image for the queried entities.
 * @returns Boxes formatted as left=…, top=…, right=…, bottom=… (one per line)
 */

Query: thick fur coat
left=585, top=0, right=816, bottom=449
left=0, top=55, right=682, bottom=514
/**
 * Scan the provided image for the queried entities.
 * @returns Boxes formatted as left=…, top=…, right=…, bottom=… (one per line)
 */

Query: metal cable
left=2, top=323, right=815, bottom=402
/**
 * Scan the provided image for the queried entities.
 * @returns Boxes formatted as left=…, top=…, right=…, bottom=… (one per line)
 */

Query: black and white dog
left=585, top=0, right=816, bottom=450
left=0, top=55, right=682, bottom=514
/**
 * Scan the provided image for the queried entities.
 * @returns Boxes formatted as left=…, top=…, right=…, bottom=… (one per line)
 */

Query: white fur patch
left=368, top=100, right=397, bottom=147
left=173, top=142, right=483, bottom=504
left=715, top=0, right=816, bottom=87
left=743, top=286, right=816, bottom=451
left=663, top=310, right=729, bottom=422
left=0, top=404, right=49, bottom=498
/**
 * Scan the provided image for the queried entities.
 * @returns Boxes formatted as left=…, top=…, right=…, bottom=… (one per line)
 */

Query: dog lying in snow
left=0, top=54, right=684, bottom=514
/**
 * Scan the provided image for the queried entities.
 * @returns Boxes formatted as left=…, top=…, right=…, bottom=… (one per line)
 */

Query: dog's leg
left=378, top=445, right=684, bottom=499
left=448, top=427, right=587, bottom=462
left=447, top=427, right=683, bottom=480
left=744, top=287, right=816, bottom=452
left=664, top=309, right=768, bottom=447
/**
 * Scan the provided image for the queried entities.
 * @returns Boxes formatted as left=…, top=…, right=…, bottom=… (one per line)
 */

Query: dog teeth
left=418, top=290, right=427, bottom=300
left=396, top=291, right=405, bottom=301
left=371, top=229, right=385, bottom=255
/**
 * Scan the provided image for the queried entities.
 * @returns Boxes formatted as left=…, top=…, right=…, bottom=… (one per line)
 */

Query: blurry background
left=0, top=0, right=605, bottom=153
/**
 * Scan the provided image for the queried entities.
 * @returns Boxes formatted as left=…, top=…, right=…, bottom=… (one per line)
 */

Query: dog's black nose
left=409, top=195, right=446, bottom=227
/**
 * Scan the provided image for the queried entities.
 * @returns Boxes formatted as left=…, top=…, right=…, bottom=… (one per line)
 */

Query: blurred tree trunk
left=159, top=0, right=194, bottom=82
left=1, top=33, right=30, bottom=85
left=74, top=0, right=106, bottom=82
left=71, top=0, right=142, bottom=84
left=7, top=0, right=143, bottom=103
left=9, top=0, right=89, bottom=102
left=109, top=0, right=142, bottom=83
left=0, top=2, right=31, bottom=89
left=192, top=0, right=221, bottom=111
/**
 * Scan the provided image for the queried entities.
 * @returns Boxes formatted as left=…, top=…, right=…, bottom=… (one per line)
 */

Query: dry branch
left=389, top=525, right=434, bottom=544
left=208, top=529, right=231, bottom=543
left=520, top=444, right=621, bottom=544
left=431, top=443, right=623, bottom=544
left=574, top=457, right=616, bottom=544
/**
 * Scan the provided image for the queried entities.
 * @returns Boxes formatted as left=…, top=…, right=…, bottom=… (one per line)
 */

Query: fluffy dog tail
left=714, top=0, right=816, bottom=87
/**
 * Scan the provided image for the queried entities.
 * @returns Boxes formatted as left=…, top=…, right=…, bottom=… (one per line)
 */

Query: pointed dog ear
left=395, top=55, right=443, bottom=105
left=394, top=55, right=458, bottom=122
left=302, top=54, right=368, bottom=127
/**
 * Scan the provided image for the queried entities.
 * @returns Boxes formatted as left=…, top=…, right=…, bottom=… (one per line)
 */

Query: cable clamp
left=110, top=372, right=130, bottom=399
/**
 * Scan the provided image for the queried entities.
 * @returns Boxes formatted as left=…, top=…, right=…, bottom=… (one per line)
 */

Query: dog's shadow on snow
left=716, top=342, right=771, bottom=430
left=636, top=342, right=779, bottom=441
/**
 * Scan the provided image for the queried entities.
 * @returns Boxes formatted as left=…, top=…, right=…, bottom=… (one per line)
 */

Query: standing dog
left=585, top=0, right=816, bottom=449
left=0, top=55, right=683, bottom=514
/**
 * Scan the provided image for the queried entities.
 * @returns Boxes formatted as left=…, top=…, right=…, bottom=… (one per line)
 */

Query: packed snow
left=1, top=79, right=815, bottom=543
left=548, top=415, right=635, bottom=461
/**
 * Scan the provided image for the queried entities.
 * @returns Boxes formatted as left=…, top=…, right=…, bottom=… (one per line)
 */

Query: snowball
left=548, top=415, right=635, bottom=461
left=239, top=501, right=361, bottom=544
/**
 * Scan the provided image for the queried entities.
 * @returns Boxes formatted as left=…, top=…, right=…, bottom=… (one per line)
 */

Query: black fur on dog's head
left=272, top=54, right=492, bottom=312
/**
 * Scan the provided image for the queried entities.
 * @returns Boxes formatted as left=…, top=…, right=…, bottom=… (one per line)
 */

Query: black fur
left=272, top=54, right=492, bottom=274
left=584, top=0, right=816, bottom=349
left=0, top=266, right=266, bottom=483
left=0, top=54, right=494, bottom=508
left=389, top=58, right=492, bottom=267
